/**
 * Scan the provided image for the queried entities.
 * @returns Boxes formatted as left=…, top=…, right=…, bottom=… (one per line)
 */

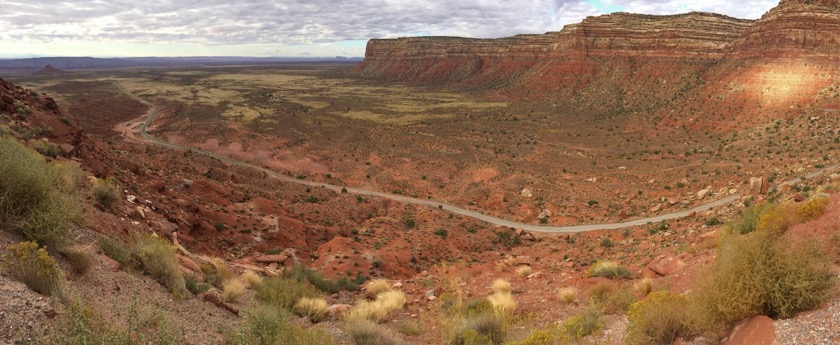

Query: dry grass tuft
left=556, top=287, right=579, bottom=305
left=515, top=265, right=532, bottom=277
left=222, top=278, right=247, bottom=303
left=376, top=290, right=406, bottom=313
left=487, top=291, right=516, bottom=320
left=347, top=300, right=389, bottom=323
left=294, top=297, right=329, bottom=323
left=625, top=291, right=696, bottom=345
left=346, top=318, right=404, bottom=345
left=491, top=279, right=511, bottom=294
left=240, top=270, right=262, bottom=288
left=132, top=236, right=186, bottom=296
left=588, top=261, right=632, bottom=279
left=634, top=278, right=654, bottom=297
left=60, top=245, right=95, bottom=275
left=365, top=279, right=391, bottom=298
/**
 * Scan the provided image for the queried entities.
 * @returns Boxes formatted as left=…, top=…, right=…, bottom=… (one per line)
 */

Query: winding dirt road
left=120, top=88, right=839, bottom=233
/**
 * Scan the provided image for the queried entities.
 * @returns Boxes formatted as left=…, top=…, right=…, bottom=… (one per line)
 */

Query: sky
left=0, top=0, right=779, bottom=58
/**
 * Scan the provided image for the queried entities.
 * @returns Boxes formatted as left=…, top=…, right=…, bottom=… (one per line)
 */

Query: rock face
left=355, top=1, right=840, bottom=126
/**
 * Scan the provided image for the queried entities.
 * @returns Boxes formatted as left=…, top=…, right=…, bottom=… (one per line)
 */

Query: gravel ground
left=774, top=294, right=840, bottom=345
left=0, top=274, right=55, bottom=345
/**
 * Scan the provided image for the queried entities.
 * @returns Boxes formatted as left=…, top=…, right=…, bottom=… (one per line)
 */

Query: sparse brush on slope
left=227, top=305, right=335, bottom=345
left=0, top=136, right=81, bottom=248
left=131, top=235, right=187, bottom=296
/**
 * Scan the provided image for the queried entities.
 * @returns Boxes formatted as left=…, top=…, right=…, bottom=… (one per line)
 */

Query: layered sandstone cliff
left=355, top=1, right=840, bottom=124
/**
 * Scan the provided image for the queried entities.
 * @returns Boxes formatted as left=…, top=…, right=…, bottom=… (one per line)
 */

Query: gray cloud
left=0, top=0, right=779, bottom=55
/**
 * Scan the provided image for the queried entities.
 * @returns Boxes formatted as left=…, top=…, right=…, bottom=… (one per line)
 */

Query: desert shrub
left=487, top=291, right=516, bottom=320
left=365, top=279, right=391, bottom=298
left=222, top=278, right=247, bottom=303
left=559, top=306, right=604, bottom=340
left=1, top=241, right=64, bottom=297
left=377, top=290, right=407, bottom=312
left=556, top=287, right=578, bottom=304
left=99, top=236, right=131, bottom=266
left=728, top=202, right=773, bottom=235
left=32, top=140, right=61, bottom=158
left=515, top=265, right=532, bottom=277
left=92, top=177, right=121, bottom=208
left=184, top=274, right=210, bottom=295
left=395, top=319, right=423, bottom=336
left=132, top=235, right=186, bottom=296
left=694, top=228, right=833, bottom=333
left=200, top=256, right=234, bottom=288
left=294, top=297, right=328, bottom=323
left=586, top=282, right=636, bottom=314
left=491, top=279, right=511, bottom=294
left=506, top=327, right=555, bottom=345
left=451, top=313, right=505, bottom=345
left=588, top=261, right=632, bottom=279
left=0, top=136, right=81, bottom=247
left=347, top=318, right=404, bottom=345
left=755, top=204, right=798, bottom=234
left=255, top=276, right=319, bottom=311
left=625, top=291, right=697, bottom=345
left=60, top=245, right=95, bottom=275
left=240, top=270, right=262, bottom=288
left=633, top=278, right=654, bottom=297
left=796, top=197, right=829, bottom=222
left=227, top=306, right=334, bottom=345
left=39, top=296, right=183, bottom=345
left=463, top=298, right=494, bottom=317
left=285, top=265, right=356, bottom=293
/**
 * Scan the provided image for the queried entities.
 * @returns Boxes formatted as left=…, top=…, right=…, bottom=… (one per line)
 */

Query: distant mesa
left=33, top=64, right=65, bottom=74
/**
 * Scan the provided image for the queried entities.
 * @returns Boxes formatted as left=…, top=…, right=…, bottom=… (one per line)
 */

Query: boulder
left=647, top=256, right=686, bottom=276
left=697, top=189, right=711, bottom=199
left=723, top=315, right=774, bottom=345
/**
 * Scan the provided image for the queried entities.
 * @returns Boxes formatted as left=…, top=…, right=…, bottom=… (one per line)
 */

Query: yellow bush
left=294, top=297, right=328, bottom=322
left=625, top=291, right=696, bottom=345
left=1, top=241, right=64, bottom=296
left=491, top=279, right=511, bottom=294
left=556, top=287, right=579, bottom=305
left=797, top=197, right=829, bottom=222
left=365, top=279, right=390, bottom=298
left=756, top=204, right=797, bottom=234
left=222, top=278, right=247, bottom=303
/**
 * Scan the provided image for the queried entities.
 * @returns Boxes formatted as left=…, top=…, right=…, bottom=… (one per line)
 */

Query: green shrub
left=32, top=140, right=61, bottom=158
left=1, top=241, right=64, bottom=297
left=559, top=306, right=604, bottom=340
left=694, top=227, right=833, bottom=334
left=727, top=202, right=773, bottom=235
left=131, top=236, right=186, bottom=296
left=285, top=265, right=357, bottom=293
left=625, top=291, right=697, bottom=345
left=227, top=306, right=334, bottom=345
left=395, top=319, right=423, bottom=336
left=255, top=276, right=319, bottom=311
left=0, top=136, right=81, bottom=247
left=451, top=313, right=504, bottom=345
left=184, top=274, right=210, bottom=295
left=586, top=282, right=636, bottom=314
left=99, top=236, right=132, bottom=266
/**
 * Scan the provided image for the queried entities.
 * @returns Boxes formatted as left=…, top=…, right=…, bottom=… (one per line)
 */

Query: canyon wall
left=355, top=0, right=840, bottom=124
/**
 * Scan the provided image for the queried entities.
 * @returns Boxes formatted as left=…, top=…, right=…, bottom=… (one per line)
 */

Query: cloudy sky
left=0, top=0, right=778, bottom=58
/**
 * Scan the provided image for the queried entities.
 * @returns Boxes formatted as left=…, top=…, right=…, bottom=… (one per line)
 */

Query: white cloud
left=0, top=0, right=780, bottom=57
